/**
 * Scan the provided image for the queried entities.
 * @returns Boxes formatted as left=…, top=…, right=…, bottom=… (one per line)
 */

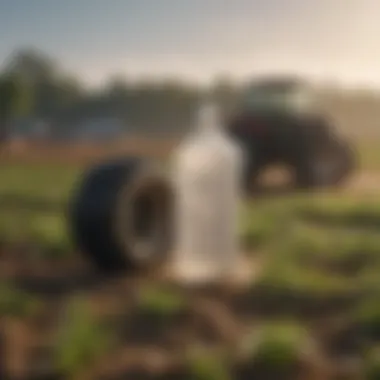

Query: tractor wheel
left=242, top=155, right=262, bottom=195
left=326, top=138, right=357, bottom=187
left=295, top=138, right=357, bottom=189
left=68, top=157, right=173, bottom=274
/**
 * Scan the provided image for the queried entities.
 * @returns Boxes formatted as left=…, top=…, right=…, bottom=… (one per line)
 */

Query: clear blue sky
left=0, top=0, right=379, bottom=87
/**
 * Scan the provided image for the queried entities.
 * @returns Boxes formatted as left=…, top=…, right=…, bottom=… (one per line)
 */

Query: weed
left=354, top=298, right=380, bottom=341
left=54, top=296, right=113, bottom=377
left=185, top=348, right=231, bottom=380
left=0, top=282, right=41, bottom=318
left=364, top=346, right=380, bottom=380
left=137, top=285, right=187, bottom=320
left=241, top=321, right=311, bottom=372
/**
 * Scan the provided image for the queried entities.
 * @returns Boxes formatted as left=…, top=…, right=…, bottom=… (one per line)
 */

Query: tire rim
left=115, top=170, right=173, bottom=267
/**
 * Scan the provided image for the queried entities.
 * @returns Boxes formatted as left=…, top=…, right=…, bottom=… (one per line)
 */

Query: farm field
left=2, top=140, right=380, bottom=379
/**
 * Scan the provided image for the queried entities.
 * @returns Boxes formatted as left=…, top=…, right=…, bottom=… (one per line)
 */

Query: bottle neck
left=197, top=120, right=218, bottom=134
left=194, top=102, right=222, bottom=137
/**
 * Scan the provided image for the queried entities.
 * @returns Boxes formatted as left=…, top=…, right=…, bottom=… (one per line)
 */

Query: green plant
left=297, top=197, right=380, bottom=229
left=185, top=348, right=231, bottom=380
left=137, top=285, right=186, bottom=320
left=54, top=297, right=112, bottom=376
left=29, top=214, right=72, bottom=259
left=354, top=298, right=380, bottom=341
left=364, top=346, right=380, bottom=380
left=242, top=321, right=310, bottom=371
left=277, top=225, right=380, bottom=273
left=257, top=255, right=354, bottom=299
left=0, top=282, right=40, bottom=318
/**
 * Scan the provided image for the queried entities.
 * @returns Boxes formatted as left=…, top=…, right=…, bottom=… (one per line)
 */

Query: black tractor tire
left=294, top=137, right=357, bottom=190
left=241, top=150, right=262, bottom=195
left=326, top=138, right=357, bottom=187
left=68, top=157, right=173, bottom=275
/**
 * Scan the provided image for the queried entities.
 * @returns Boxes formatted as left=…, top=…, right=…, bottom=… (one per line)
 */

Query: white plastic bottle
left=171, top=102, right=243, bottom=283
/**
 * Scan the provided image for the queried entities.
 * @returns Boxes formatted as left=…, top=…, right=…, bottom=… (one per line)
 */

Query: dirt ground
left=0, top=247, right=366, bottom=380
left=2, top=139, right=178, bottom=165
left=344, top=170, right=380, bottom=193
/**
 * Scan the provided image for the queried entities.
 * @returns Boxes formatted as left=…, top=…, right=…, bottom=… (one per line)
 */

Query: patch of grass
left=54, top=296, right=113, bottom=377
left=364, top=346, right=380, bottom=380
left=0, top=282, right=41, bottom=318
left=0, top=209, right=72, bottom=258
left=241, top=195, right=380, bottom=304
left=255, top=227, right=365, bottom=299
left=29, top=214, right=73, bottom=259
left=239, top=201, right=295, bottom=250
left=241, top=321, right=311, bottom=372
left=137, top=285, right=187, bottom=320
left=0, top=162, right=79, bottom=255
left=353, top=298, right=380, bottom=341
left=272, top=224, right=380, bottom=273
left=297, top=197, right=380, bottom=229
left=185, top=348, right=231, bottom=380
left=0, top=212, right=30, bottom=243
left=256, top=262, right=355, bottom=299
left=0, top=163, right=79, bottom=204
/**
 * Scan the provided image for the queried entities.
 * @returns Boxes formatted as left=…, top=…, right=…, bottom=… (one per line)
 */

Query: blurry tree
left=57, top=76, right=85, bottom=109
left=2, top=48, right=90, bottom=137
left=0, top=73, right=33, bottom=144
left=4, top=48, right=57, bottom=83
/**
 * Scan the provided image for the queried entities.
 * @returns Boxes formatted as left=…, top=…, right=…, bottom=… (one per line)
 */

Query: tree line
left=1, top=47, right=380, bottom=143
left=0, top=48, right=242, bottom=142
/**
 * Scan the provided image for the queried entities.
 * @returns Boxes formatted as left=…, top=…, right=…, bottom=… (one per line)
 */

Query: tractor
left=227, top=77, right=357, bottom=192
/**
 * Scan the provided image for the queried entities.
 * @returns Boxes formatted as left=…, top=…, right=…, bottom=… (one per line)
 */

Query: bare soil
left=0, top=245, right=372, bottom=380
left=2, top=138, right=178, bottom=165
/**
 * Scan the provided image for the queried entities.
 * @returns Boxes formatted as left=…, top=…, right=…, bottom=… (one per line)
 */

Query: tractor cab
left=240, top=77, right=318, bottom=116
